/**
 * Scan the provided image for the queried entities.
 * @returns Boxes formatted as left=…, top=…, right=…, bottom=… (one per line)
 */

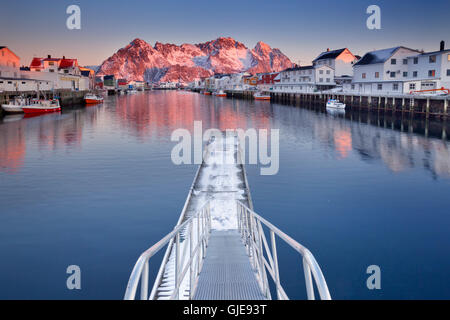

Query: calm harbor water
left=1, top=91, right=449, bottom=299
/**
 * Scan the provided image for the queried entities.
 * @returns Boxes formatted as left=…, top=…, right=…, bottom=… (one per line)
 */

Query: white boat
left=84, top=94, right=104, bottom=104
left=254, top=91, right=271, bottom=100
left=326, top=99, right=346, bottom=109
left=1, top=96, right=28, bottom=113
left=215, top=90, right=226, bottom=97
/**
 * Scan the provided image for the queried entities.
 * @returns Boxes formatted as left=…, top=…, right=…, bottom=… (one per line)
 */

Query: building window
left=447, top=69, right=450, bottom=76
left=429, top=55, right=436, bottom=63
left=413, top=71, right=418, bottom=77
left=49, top=61, right=54, bottom=66
left=377, top=84, right=382, bottom=90
left=362, top=73, right=366, bottom=79
left=49, top=69, right=54, bottom=72
left=390, top=72, right=396, bottom=78
left=403, top=59, right=408, bottom=65
left=319, top=78, right=323, bottom=82
left=64, top=70, right=69, bottom=74
left=326, top=78, right=330, bottom=83
left=413, top=57, right=418, bottom=64
left=375, top=72, right=379, bottom=78
left=319, top=70, right=323, bottom=74
left=428, top=70, right=436, bottom=77
left=326, top=70, right=330, bottom=74
left=403, top=72, right=408, bottom=77
left=393, top=83, right=399, bottom=90
left=391, top=59, right=396, bottom=65
left=351, top=84, right=355, bottom=90
left=409, top=83, right=416, bottom=90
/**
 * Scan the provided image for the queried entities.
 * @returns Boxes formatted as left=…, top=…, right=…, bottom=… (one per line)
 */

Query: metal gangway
left=124, top=134, right=331, bottom=300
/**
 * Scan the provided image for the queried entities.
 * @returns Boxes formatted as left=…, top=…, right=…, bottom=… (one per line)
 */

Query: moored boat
left=1, top=96, right=28, bottom=113
left=326, top=99, right=346, bottom=109
left=203, top=91, right=211, bottom=95
left=215, top=90, right=226, bottom=97
left=84, top=94, right=104, bottom=104
left=22, top=99, right=61, bottom=114
left=254, top=91, right=271, bottom=100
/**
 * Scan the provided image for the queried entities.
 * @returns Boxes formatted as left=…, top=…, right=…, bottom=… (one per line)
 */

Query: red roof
left=30, top=57, right=43, bottom=68
left=59, top=59, right=77, bottom=68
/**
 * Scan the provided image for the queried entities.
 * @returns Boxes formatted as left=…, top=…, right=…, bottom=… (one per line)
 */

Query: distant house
left=274, top=65, right=335, bottom=93
left=24, top=55, right=89, bottom=90
left=313, top=48, right=358, bottom=77
left=117, top=79, right=129, bottom=90
left=0, top=46, right=20, bottom=78
left=242, top=75, right=258, bottom=88
left=0, top=47, right=53, bottom=92
left=103, top=75, right=116, bottom=88
left=403, top=41, right=450, bottom=93
left=257, top=72, right=280, bottom=91
left=347, top=46, right=422, bottom=94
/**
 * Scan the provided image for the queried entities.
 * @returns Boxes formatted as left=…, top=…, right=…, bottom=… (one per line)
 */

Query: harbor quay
left=190, top=88, right=450, bottom=119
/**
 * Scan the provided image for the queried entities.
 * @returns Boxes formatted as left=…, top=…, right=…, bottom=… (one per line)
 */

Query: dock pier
left=211, top=89, right=449, bottom=119
left=0, top=89, right=89, bottom=115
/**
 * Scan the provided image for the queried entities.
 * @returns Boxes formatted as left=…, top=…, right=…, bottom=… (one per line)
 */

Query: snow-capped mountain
left=96, top=37, right=293, bottom=83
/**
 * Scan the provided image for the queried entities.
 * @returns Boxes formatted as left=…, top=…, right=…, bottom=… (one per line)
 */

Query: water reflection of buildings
left=0, top=108, right=103, bottom=172
left=0, top=117, right=26, bottom=173
left=311, top=109, right=450, bottom=178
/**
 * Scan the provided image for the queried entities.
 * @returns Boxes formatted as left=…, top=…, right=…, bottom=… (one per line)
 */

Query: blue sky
left=1, top=0, right=449, bottom=66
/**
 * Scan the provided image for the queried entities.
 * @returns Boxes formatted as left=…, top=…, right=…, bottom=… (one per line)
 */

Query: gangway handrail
left=236, top=201, right=332, bottom=300
left=124, top=201, right=211, bottom=300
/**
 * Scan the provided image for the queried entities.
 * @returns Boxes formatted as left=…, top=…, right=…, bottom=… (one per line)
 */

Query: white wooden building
left=344, top=46, right=421, bottom=95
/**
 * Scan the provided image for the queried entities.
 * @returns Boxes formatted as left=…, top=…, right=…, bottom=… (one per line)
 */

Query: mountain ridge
left=97, top=37, right=293, bottom=83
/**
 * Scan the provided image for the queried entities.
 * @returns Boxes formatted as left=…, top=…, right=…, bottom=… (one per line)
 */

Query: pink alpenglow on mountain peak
left=96, top=37, right=293, bottom=83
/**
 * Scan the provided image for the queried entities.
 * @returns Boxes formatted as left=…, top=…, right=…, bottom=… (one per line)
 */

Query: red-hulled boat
left=22, top=99, right=61, bottom=114
left=85, top=94, right=104, bottom=104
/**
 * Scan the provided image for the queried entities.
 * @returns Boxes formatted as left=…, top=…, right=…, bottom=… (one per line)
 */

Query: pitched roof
left=313, top=48, right=346, bottom=61
left=59, top=58, right=77, bottom=68
left=417, top=49, right=450, bottom=56
left=354, top=46, right=420, bottom=66
left=283, top=65, right=314, bottom=72
left=30, top=57, right=43, bottom=68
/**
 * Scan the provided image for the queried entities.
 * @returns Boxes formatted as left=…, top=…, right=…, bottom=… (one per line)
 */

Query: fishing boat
left=1, top=96, right=28, bottom=113
left=326, top=99, right=346, bottom=109
left=84, top=94, right=104, bottom=104
left=254, top=91, right=271, bottom=100
left=22, top=99, right=61, bottom=114
left=215, top=90, right=226, bottom=97
left=203, top=91, right=211, bottom=95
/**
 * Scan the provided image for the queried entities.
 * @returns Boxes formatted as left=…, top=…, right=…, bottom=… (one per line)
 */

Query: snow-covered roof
left=313, top=48, right=346, bottom=62
left=354, top=46, right=419, bottom=66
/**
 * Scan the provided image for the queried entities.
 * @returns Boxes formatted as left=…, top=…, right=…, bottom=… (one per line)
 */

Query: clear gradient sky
left=1, top=0, right=449, bottom=67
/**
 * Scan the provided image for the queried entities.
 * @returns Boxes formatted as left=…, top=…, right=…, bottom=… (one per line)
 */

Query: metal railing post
left=189, top=220, right=193, bottom=299
left=175, top=231, right=180, bottom=300
left=140, top=259, right=149, bottom=300
left=270, top=230, right=281, bottom=300
left=303, top=257, right=315, bottom=300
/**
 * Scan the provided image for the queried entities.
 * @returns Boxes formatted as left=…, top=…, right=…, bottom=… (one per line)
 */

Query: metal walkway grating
left=194, top=230, right=267, bottom=300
